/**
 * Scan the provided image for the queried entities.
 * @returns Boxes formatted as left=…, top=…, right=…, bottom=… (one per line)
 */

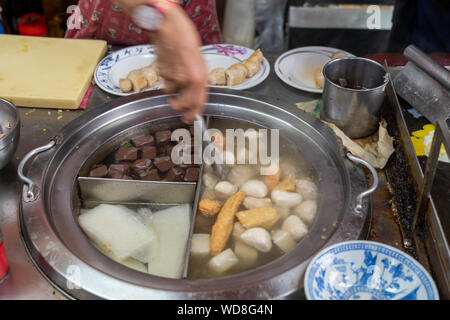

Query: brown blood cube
left=131, top=158, right=153, bottom=177
left=153, top=156, right=174, bottom=172
left=155, top=130, right=172, bottom=145
left=110, top=172, right=124, bottom=179
left=108, top=164, right=129, bottom=177
left=116, top=146, right=138, bottom=161
left=142, top=146, right=157, bottom=160
left=184, top=166, right=200, bottom=182
left=89, top=165, right=108, bottom=178
left=131, top=135, right=155, bottom=147
left=142, top=168, right=161, bottom=181
left=165, top=166, right=185, bottom=182
left=157, top=143, right=174, bottom=156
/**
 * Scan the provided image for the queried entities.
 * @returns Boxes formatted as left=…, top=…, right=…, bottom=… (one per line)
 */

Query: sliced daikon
left=271, top=229, right=296, bottom=253
left=78, top=204, right=156, bottom=261
left=234, top=241, right=258, bottom=268
left=93, top=242, right=147, bottom=273
left=147, top=204, right=191, bottom=279
left=208, top=248, right=239, bottom=274
left=190, top=233, right=211, bottom=257
left=121, top=257, right=148, bottom=273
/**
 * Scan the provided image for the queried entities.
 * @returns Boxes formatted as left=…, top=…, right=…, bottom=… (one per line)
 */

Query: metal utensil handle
left=404, top=45, right=450, bottom=90
left=346, top=152, right=379, bottom=215
left=18, top=140, right=56, bottom=201
left=195, top=114, right=224, bottom=177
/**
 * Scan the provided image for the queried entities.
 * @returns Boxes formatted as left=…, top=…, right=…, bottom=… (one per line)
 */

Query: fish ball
left=282, top=215, right=308, bottom=241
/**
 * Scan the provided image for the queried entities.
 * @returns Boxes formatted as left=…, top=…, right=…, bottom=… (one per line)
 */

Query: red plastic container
left=0, top=228, right=9, bottom=283
left=18, top=13, right=47, bottom=37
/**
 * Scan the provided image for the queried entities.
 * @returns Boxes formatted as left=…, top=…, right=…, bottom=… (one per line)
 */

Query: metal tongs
left=195, top=114, right=224, bottom=178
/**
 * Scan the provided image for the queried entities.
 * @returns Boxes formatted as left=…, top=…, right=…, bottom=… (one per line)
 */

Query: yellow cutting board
left=0, top=35, right=107, bottom=109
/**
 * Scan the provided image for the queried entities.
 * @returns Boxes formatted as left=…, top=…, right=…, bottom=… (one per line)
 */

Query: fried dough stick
left=210, top=191, right=245, bottom=256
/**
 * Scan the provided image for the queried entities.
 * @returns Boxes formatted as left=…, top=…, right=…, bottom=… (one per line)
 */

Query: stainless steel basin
left=18, top=89, right=372, bottom=299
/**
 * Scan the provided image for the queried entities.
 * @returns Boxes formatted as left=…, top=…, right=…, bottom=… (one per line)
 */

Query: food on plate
left=78, top=203, right=191, bottom=278
left=314, top=69, right=325, bottom=89
left=210, top=191, right=245, bottom=256
left=141, top=66, right=158, bottom=87
left=208, top=67, right=227, bottom=85
left=188, top=123, right=320, bottom=279
left=208, top=49, right=265, bottom=87
left=248, top=49, right=263, bottom=64
left=242, top=59, right=259, bottom=77
left=127, top=69, right=148, bottom=93
left=119, top=63, right=160, bottom=93
left=86, top=126, right=200, bottom=182
left=225, top=63, right=248, bottom=86
left=313, top=51, right=349, bottom=89
left=198, top=199, right=222, bottom=217
left=119, top=78, right=133, bottom=93
left=331, top=51, right=348, bottom=60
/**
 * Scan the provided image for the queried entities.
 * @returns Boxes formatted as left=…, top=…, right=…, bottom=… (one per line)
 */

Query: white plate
left=201, top=44, right=270, bottom=90
left=95, top=44, right=270, bottom=96
left=304, top=240, right=439, bottom=300
left=275, top=46, right=355, bottom=93
left=95, top=45, right=161, bottom=96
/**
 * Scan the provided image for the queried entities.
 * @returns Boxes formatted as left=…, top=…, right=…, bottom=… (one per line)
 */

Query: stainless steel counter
left=0, top=52, right=435, bottom=299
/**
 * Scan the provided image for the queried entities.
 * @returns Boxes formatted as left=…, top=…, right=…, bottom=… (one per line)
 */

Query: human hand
left=151, top=4, right=208, bottom=124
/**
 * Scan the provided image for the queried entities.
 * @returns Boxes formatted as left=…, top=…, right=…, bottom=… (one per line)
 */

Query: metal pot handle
left=18, top=140, right=56, bottom=202
left=346, top=152, right=379, bottom=215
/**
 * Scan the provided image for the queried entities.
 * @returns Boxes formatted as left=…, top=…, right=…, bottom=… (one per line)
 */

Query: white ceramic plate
left=201, top=44, right=270, bottom=90
left=304, top=240, right=439, bottom=300
left=95, top=44, right=270, bottom=96
left=95, top=45, right=161, bottom=96
left=274, top=46, right=355, bottom=93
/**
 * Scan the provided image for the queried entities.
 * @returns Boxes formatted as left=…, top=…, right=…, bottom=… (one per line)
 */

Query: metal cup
left=320, top=57, right=388, bottom=139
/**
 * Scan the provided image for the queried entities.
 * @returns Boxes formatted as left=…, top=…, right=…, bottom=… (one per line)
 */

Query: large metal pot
left=18, top=89, right=375, bottom=299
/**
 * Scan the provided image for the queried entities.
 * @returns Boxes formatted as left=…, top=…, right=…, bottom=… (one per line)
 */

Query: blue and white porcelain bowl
left=304, top=240, right=439, bottom=300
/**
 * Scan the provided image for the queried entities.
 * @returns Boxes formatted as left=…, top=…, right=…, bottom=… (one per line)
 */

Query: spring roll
left=208, top=67, right=227, bottom=85
left=243, top=59, right=260, bottom=77
left=150, top=61, right=160, bottom=81
left=225, top=63, right=248, bottom=86
left=247, top=49, right=263, bottom=65
left=119, top=78, right=132, bottom=93
left=127, top=69, right=148, bottom=93
left=140, top=66, right=158, bottom=87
